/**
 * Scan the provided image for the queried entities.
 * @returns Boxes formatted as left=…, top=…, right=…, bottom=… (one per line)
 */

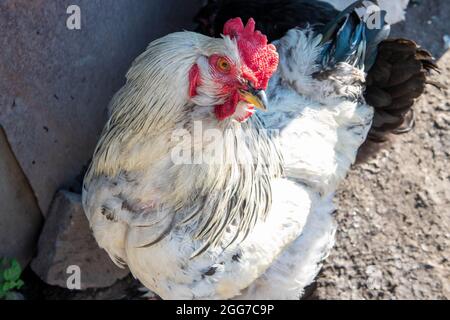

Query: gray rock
left=0, top=126, right=43, bottom=266
left=0, top=0, right=203, bottom=215
left=31, top=190, right=129, bottom=289
left=434, top=114, right=450, bottom=130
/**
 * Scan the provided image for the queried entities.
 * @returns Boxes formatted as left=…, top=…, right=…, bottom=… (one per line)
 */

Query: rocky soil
left=314, top=0, right=450, bottom=300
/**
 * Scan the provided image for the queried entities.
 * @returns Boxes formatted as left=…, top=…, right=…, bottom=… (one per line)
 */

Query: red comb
left=223, top=18, right=279, bottom=90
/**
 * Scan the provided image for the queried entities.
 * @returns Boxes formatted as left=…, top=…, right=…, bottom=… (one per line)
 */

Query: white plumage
left=82, top=19, right=373, bottom=299
left=236, top=29, right=373, bottom=299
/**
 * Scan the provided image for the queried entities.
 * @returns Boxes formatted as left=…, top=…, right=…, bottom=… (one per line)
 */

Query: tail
left=319, top=0, right=390, bottom=71
left=194, top=0, right=221, bottom=36
left=194, top=0, right=339, bottom=42
left=365, top=39, right=441, bottom=141
left=318, top=1, right=441, bottom=141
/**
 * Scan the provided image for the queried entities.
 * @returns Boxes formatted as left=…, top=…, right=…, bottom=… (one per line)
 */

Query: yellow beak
left=239, top=87, right=269, bottom=112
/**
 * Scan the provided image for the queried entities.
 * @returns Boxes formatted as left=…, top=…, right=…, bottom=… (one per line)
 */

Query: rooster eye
left=216, top=57, right=231, bottom=73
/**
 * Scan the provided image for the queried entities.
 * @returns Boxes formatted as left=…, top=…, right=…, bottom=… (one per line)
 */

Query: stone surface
left=0, top=126, right=43, bottom=266
left=0, top=0, right=203, bottom=215
left=31, top=190, right=129, bottom=289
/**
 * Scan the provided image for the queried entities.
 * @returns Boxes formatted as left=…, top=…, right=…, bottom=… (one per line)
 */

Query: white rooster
left=83, top=2, right=382, bottom=299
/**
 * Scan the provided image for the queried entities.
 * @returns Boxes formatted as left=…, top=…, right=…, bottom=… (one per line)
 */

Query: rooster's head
left=189, top=18, right=279, bottom=122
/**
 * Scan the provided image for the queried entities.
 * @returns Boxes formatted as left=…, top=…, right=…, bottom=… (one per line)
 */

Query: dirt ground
left=314, top=0, right=450, bottom=300
left=18, top=0, right=450, bottom=300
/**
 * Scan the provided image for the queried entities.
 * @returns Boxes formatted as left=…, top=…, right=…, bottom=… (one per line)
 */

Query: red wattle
left=214, top=91, right=240, bottom=121
left=188, top=64, right=200, bottom=97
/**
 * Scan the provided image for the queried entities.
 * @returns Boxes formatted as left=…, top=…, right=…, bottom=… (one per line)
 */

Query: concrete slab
left=0, top=0, right=202, bottom=214
left=31, top=190, right=129, bottom=289
left=0, top=126, right=43, bottom=266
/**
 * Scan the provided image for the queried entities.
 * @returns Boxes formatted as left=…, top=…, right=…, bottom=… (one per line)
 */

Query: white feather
left=82, top=29, right=374, bottom=300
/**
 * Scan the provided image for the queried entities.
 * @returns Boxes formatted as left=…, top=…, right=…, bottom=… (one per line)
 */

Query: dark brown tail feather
left=194, top=0, right=339, bottom=41
left=366, top=39, right=441, bottom=141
